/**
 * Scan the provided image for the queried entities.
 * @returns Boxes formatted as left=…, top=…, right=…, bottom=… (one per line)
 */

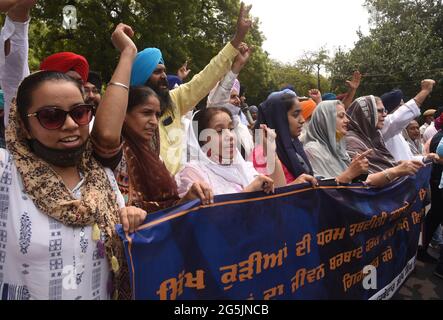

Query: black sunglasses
left=27, top=104, right=95, bottom=130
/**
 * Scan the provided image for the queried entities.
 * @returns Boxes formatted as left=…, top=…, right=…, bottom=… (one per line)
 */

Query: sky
left=246, top=0, right=371, bottom=64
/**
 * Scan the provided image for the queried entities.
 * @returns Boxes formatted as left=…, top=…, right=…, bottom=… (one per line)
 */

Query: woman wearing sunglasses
left=345, top=96, right=424, bottom=182
left=304, top=100, right=422, bottom=187
left=0, top=23, right=144, bottom=300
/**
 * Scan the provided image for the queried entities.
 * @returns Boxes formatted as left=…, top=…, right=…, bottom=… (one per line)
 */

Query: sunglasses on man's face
left=27, top=104, right=95, bottom=130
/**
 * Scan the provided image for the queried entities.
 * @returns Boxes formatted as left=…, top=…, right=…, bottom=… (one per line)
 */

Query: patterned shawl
left=5, top=101, right=129, bottom=300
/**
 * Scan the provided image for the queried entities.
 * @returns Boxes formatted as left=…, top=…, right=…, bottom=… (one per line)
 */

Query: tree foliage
left=268, top=60, right=330, bottom=98
left=329, top=0, right=443, bottom=107
left=4, top=0, right=333, bottom=106
left=21, top=0, right=276, bottom=104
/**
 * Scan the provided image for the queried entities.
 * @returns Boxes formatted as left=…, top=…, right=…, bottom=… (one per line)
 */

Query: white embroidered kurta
left=0, top=149, right=125, bottom=300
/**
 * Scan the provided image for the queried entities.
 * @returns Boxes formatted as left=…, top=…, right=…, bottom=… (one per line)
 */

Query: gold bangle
left=108, top=82, right=129, bottom=91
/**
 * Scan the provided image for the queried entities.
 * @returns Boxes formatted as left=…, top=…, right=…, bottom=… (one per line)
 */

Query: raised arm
left=342, top=71, right=361, bottom=109
left=308, top=89, right=322, bottom=105
left=414, top=79, right=436, bottom=107
left=0, top=0, right=24, bottom=13
left=207, top=43, right=252, bottom=107
left=170, top=2, right=252, bottom=114
left=0, top=0, right=36, bottom=126
left=176, top=60, right=191, bottom=82
left=382, top=79, right=435, bottom=140
left=91, top=23, right=137, bottom=154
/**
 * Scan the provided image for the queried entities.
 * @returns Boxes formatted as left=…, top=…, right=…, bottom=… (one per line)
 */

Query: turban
left=280, top=85, right=295, bottom=92
left=248, top=105, right=258, bottom=113
left=381, top=89, right=404, bottom=113
left=40, top=52, right=89, bottom=83
left=322, top=93, right=337, bottom=101
left=166, top=75, right=182, bottom=90
left=207, top=78, right=242, bottom=106
left=301, top=99, right=317, bottom=121
left=423, top=109, right=437, bottom=118
left=268, top=88, right=297, bottom=100
left=130, top=48, right=164, bottom=87
left=87, top=71, right=103, bottom=92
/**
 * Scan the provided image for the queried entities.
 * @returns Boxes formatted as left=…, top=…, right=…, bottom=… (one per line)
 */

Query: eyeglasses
left=27, top=104, right=95, bottom=130
left=377, top=108, right=387, bottom=114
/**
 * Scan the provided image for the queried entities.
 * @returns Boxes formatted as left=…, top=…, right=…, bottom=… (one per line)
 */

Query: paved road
left=394, top=247, right=443, bottom=300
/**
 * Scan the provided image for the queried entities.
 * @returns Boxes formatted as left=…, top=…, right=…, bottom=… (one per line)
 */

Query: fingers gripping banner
left=117, top=167, right=431, bottom=300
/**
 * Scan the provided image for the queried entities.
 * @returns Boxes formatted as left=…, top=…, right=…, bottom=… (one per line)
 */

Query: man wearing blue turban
left=130, top=3, right=253, bottom=175
left=131, top=48, right=164, bottom=87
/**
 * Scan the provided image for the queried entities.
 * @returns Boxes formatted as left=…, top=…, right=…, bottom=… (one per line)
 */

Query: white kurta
left=176, top=161, right=258, bottom=196
left=0, top=149, right=125, bottom=300
left=0, top=16, right=30, bottom=127
left=381, top=99, right=424, bottom=162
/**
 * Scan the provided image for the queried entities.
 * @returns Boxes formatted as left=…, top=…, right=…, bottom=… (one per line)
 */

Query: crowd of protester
left=0, top=1, right=442, bottom=300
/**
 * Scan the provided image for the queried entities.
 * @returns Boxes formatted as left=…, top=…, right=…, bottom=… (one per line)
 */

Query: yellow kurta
left=159, top=42, right=239, bottom=175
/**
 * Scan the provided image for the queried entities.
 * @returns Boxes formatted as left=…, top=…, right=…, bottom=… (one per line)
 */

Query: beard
left=85, top=96, right=99, bottom=108
left=156, top=88, right=173, bottom=115
left=146, top=78, right=174, bottom=115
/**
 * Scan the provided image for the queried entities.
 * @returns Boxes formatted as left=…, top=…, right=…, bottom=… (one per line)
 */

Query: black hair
left=128, top=86, right=160, bottom=113
left=16, top=71, right=83, bottom=128
left=145, top=77, right=174, bottom=116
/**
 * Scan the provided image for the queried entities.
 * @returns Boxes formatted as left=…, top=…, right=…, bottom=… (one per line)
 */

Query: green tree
left=268, top=60, right=330, bottom=98
left=329, top=0, right=443, bottom=107
left=22, top=0, right=272, bottom=106
left=296, top=48, right=329, bottom=92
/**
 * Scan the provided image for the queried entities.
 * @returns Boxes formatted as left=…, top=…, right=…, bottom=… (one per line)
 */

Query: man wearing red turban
left=40, top=52, right=89, bottom=84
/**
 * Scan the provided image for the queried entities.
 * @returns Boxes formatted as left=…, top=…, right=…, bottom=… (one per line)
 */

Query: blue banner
left=117, top=167, right=431, bottom=300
